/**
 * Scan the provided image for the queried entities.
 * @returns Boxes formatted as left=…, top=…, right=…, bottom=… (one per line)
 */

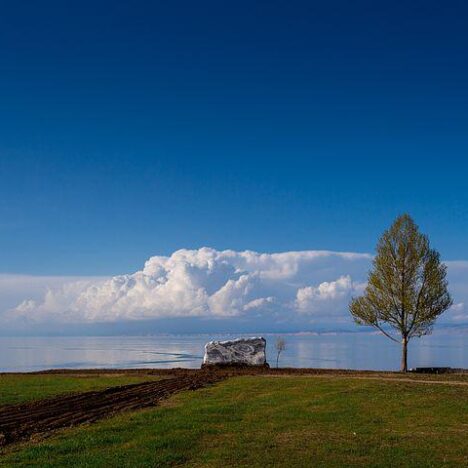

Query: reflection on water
left=0, top=331, right=466, bottom=372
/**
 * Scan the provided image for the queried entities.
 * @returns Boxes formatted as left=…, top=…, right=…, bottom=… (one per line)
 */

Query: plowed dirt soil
left=0, top=371, right=223, bottom=447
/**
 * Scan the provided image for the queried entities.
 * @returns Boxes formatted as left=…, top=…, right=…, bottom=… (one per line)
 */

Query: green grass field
left=0, top=373, right=161, bottom=406
left=1, top=374, right=467, bottom=467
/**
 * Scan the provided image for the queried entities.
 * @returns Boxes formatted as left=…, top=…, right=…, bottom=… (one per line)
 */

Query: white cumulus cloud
left=296, top=276, right=366, bottom=316
left=3, top=248, right=371, bottom=328
left=2, top=247, right=468, bottom=332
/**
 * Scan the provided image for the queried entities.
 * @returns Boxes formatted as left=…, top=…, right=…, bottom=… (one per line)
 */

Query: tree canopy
left=349, top=214, right=452, bottom=371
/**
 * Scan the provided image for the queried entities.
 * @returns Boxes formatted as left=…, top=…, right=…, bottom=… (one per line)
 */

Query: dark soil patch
left=0, top=371, right=224, bottom=447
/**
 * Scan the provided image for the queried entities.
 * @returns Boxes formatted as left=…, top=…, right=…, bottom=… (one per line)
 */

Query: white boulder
left=203, top=337, right=267, bottom=367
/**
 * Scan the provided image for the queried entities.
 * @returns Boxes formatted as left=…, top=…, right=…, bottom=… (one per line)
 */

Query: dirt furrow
left=0, top=373, right=223, bottom=447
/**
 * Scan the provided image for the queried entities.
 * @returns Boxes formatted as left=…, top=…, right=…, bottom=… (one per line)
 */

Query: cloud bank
left=2, top=248, right=467, bottom=332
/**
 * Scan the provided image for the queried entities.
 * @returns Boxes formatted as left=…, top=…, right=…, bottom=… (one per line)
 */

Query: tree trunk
left=401, top=337, right=408, bottom=372
left=276, top=352, right=279, bottom=368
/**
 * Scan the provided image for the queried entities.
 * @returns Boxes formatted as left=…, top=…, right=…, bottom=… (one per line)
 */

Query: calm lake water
left=1, top=331, right=466, bottom=372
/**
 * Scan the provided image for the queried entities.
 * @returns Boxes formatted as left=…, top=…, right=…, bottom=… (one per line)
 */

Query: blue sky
left=1, top=0, right=468, bottom=276
left=0, top=1, right=468, bottom=333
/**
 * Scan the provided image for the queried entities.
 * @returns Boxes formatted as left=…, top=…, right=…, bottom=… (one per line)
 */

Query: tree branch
left=373, top=322, right=400, bottom=343
left=408, top=275, right=427, bottom=336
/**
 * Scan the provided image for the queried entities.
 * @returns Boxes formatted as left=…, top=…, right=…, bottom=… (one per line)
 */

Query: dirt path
left=341, top=375, right=468, bottom=386
left=0, top=372, right=224, bottom=447
left=264, top=373, right=468, bottom=386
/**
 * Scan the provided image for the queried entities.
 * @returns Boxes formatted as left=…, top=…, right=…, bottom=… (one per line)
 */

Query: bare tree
left=349, top=214, right=452, bottom=372
left=275, top=337, right=286, bottom=368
